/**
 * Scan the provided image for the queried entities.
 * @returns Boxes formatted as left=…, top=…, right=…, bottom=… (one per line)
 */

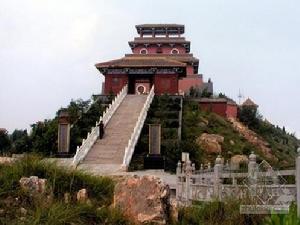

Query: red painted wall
left=199, top=102, right=237, bottom=119
left=186, top=65, right=194, bottom=75
left=133, top=45, right=186, bottom=54
left=178, top=75, right=203, bottom=94
left=104, top=74, right=128, bottom=94
left=226, top=104, right=238, bottom=118
left=154, top=74, right=179, bottom=95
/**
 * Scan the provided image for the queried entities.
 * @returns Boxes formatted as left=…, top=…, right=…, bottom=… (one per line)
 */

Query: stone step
left=81, top=94, right=147, bottom=168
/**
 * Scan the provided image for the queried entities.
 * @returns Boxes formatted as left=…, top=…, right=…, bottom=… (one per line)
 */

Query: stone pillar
left=144, top=124, right=164, bottom=169
left=57, top=111, right=70, bottom=154
left=296, top=147, right=300, bottom=217
left=149, top=124, right=161, bottom=155
left=214, top=155, right=223, bottom=200
left=176, top=161, right=182, bottom=201
left=185, top=159, right=193, bottom=205
left=248, top=152, right=258, bottom=185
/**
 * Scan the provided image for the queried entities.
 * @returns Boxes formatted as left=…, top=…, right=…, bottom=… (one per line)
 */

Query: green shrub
left=263, top=204, right=300, bottom=225
left=0, top=155, right=114, bottom=205
left=176, top=199, right=265, bottom=225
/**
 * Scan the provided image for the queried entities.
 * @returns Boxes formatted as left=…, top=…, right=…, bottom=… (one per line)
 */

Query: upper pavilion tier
left=130, top=24, right=190, bottom=52
left=135, top=24, right=185, bottom=36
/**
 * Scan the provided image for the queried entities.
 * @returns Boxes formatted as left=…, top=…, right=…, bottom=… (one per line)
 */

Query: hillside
left=130, top=96, right=299, bottom=171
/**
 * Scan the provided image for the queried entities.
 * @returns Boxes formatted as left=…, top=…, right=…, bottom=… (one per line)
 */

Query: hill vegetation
left=130, top=95, right=299, bottom=171
left=0, top=96, right=110, bottom=156
left=0, top=155, right=131, bottom=225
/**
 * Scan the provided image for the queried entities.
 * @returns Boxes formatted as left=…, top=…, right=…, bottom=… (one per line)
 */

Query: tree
left=0, top=130, right=11, bottom=154
left=10, top=129, right=31, bottom=153
left=238, top=105, right=260, bottom=129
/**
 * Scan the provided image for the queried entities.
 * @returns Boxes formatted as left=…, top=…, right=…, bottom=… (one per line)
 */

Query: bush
left=0, top=155, right=132, bottom=225
left=0, top=155, right=114, bottom=205
left=176, top=199, right=265, bottom=225
left=263, top=204, right=300, bottom=225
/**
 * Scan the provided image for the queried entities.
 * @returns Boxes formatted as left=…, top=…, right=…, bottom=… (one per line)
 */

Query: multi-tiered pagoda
left=95, top=24, right=212, bottom=95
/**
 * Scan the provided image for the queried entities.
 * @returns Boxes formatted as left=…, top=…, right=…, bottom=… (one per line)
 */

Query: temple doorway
left=128, top=75, right=153, bottom=94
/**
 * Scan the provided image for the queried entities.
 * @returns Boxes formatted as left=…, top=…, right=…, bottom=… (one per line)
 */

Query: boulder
left=230, top=155, right=248, bottom=170
left=231, top=155, right=248, bottom=165
left=19, top=176, right=47, bottom=195
left=196, top=133, right=224, bottom=153
left=0, top=157, right=17, bottom=165
left=76, top=189, right=88, bottom=203
left=114, top=175, right=170, bottom=225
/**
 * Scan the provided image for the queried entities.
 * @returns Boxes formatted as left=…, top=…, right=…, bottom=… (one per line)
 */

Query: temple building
left=95, top=24, right=212, bottom=95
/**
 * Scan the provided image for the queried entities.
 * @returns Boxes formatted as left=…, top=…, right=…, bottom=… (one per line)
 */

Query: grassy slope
left=0, top=155, right=131, bottom=225
left=247, top=119, right=299, bottom=168
left=131, top=97, right=298, bottom=171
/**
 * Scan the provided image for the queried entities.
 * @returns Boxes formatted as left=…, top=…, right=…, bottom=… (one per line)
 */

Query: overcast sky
left=0, top=0, right=299, bottom=137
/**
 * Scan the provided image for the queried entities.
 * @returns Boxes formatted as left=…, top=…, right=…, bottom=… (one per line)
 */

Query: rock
left=170, top=199, right=178, bottom=222
left=114, top=175, right=170, bottom=225
left=19, top=176, right=47, bottom=195
left=231, top=155, right=248, bottom=164
left=19, top=207, right=27, bottom=216
left=0, top=157, right=17, bottom=165
left=196, top=133, right=224, bottom=153
left=64, top=192, right=71, bottom=204
left=230, top=155, right=248, bottom=170
left=76, top=189, right=88, bottom=203
left=228, top=118, right=277, bottom=162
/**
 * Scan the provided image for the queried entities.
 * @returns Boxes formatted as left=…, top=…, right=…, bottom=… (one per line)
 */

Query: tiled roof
left=192, top=98, right=237, bottom=105
left=129, top=37, right=189, bottom=44
left=95, top=56, right=186, bottom=68
left=136, top=24, right=184, bottom=28
left=242, top=98, right=258, bottom=107
left=124, top=54, right=199, bottom=64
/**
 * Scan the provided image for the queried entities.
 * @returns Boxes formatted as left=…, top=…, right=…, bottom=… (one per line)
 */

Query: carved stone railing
left=122, top=85, right=155, bottom=169
left=72, top=85, right=128, bottom=166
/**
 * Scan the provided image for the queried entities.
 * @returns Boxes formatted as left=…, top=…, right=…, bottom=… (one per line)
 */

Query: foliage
left=187, top=86, right=212, bottom=98
left=69, top=98, right=106, bottom=153
left=0, top=155, right=114, bottom=204
left=3, top=97, right=107, bottom=156
left=263, top=204, right=300, bottom=225
left=10, top=129, right=31, bottom=154
left=175, top=199, right=265, bottom=225
left=0, top=131, right=11, bottom=154
left=182, top=101, right=260, bottom=162
left=129, top=95, right=184, bottom=172
left=0, top=155, right=131, bottom=225
left=238, top=105, right=300, bottom=167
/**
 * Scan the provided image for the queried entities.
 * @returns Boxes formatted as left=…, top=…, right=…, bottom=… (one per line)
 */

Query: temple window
left=171, top=48, right=179, bottom=54
left=140, top=48, right=148, bottom=54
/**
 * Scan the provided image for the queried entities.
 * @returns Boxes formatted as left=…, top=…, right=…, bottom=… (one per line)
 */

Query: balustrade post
left=248, top=152, right=258, bottom=186
left=296, top=147, right=300, bottom=217
left=176, top=161, right=182, bottom=201
left=185, top=159, right=192, bottom=205
left=214, top=155, right=222, bottom=200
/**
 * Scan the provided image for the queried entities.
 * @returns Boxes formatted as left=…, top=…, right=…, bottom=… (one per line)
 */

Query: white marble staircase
left=74, top=85, right=155, bottom=174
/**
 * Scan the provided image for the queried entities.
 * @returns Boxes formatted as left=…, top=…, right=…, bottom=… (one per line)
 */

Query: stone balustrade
left=122, top=85, right=155, bottom=169
left=72, top=85, right=128, bottom=166
left=176, top=150, right=300, bottom=215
